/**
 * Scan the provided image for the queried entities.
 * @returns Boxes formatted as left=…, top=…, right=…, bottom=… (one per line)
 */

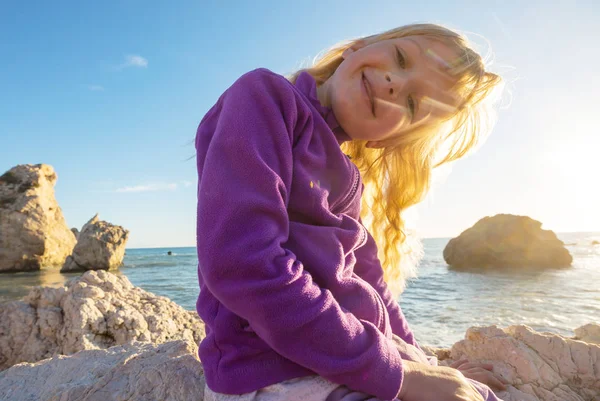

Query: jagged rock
left=2, top=324, right=598, bottom=401
left=0, top=270, right=205, bottom=370
left=445, top=325, right=600, bottom=401
left=61, top=214, right=129, bottom=272
left=0, top=270, right=598, bottom=400
left=443, top=214, right=572, bottom=268
left=0, top=164, right=76, bottom=272
left=574, top=323, right=600, bottom=344
left=0, top=339, right=205, bottom=401
left=71, top=227, right=79, bottom=239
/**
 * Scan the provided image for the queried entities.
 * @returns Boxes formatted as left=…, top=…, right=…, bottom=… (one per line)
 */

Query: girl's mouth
left=362, top=71, right=375, bottom=117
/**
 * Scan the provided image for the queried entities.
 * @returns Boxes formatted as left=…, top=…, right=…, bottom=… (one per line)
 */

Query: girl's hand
left=450, top=359, right=508, bottom=391
left=398, top=360, right=484, bottom=401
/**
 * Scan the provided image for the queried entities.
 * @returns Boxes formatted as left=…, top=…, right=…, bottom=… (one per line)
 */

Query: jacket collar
left=294, top=71, right=352, bottom=146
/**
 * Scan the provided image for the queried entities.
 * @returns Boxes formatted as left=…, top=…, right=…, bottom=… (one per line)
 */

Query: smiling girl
left=195, top=23, right=504, bottom=401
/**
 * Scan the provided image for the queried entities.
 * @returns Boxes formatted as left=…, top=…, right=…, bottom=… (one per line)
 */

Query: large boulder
left=574, top=323, right=600, bottom=344
left=443, top=325, right=600, bottom=401
left=0, top=270, right=205, bottom=370
left=62, top=214, right=129, bottom=272
left=443, top=214, right=572, bottom=268
left=0, top=164, right=76, bottom=272
left=0, top=340, right=205, bottom=401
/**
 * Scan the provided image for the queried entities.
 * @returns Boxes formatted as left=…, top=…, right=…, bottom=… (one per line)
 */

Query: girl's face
left=317, top=36, right=463, bottom=148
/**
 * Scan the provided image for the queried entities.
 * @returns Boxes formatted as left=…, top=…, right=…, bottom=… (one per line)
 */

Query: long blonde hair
left=289, top=23, right=503, bottom=297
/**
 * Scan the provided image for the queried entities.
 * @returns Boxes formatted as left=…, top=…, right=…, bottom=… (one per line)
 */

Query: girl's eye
left=396, top=47, right=406, bottom=69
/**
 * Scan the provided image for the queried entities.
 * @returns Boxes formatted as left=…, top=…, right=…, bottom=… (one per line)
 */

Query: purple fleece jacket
left=195, top=69, right=501, bottom=401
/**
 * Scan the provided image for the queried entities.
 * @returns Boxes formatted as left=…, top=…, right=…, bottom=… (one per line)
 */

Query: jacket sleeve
left=353, top=218, right=422, bottom=350
left=195, top=69, right=403, bottom=401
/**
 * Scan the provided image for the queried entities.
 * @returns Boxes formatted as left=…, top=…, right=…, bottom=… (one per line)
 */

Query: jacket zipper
left=331, top=163, right=360, bottom=215
left=336, top=163, right=384, bottom=329
left=375, top=292, right=387, bottom=333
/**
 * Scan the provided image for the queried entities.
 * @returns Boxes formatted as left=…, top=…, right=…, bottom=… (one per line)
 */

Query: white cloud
left=119, top=54, right=148, bottom=69
left=116, top=183, right=177, bottom=193
left=87, top=84, right=105, bottom=91
left=181, top=180, right=193, bottom=187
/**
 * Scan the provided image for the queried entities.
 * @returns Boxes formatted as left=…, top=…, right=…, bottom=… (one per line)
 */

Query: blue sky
left=1, top=1, right=598, bottom=248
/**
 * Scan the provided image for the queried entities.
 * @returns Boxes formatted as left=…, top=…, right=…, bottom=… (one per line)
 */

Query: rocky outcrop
left=0, top=339, right=205, bottom=401
left=0, top=270, right=205, bottom=370
left=443, top=214, right=572, bottom=268
left=0, top=164, right=76, bottom=272
left=62, top=214, right=129, bottom=272
left=574, top=323, right=600, bottom=344
left=2, top=324, right=598, bottom=401
left=0, top=270, right=598, bottom=400
left=442, top=325, right=600, bottom=401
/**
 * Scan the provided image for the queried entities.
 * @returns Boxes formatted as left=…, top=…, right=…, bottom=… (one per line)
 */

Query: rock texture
left=443, top=214, right=572, bottom=268
left=2, top=324, right=598, bottom=401
left=444, top=325, right=600, bottom=401
left=0, top=270, right=204, bottom=370
left=574, top=323, right=600, bottom=345
left=0, top=164, right=76, bottom=272
left=62, top=214, right=129, bottom=272
left=0, top=339, right=205, bottom=401
left=0, top=270, right=598, bottom=400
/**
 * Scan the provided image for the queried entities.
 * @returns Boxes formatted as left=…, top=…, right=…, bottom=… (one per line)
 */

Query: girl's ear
left=341, top=39, right=368, bottom=60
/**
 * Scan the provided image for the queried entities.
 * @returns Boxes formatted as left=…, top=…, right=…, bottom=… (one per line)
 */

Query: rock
left=420, top=345, right=451, bottom=361
left=61, top=214, right=129, bottom=272
left=71, top=227, right=79, bottom=239
left=443, top=214, right=572, bottom=268
left=0, top=270, right=205, bottom=370
left=3, top=324, right=598, bottom=401
left=444, top=325, right=600, bottom=401
left=574, top=323, right=600, bottom=344
left=0, top=164, right=76, bottom=272
left=0, top=269, right=598, bottom=400
left=0, top=339, right=205, bottom=401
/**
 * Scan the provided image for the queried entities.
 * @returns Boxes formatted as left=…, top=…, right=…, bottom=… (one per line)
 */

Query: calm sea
left=1, top=232, right=598, bottom=347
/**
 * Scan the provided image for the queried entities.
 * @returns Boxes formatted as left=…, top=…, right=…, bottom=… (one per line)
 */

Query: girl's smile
left=317, top=35, right=463, bottom=148
left=361, top=70, right=375, bottom=116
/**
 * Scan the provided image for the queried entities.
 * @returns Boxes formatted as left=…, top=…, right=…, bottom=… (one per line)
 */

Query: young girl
left=195, top=23, right=505, bottom=401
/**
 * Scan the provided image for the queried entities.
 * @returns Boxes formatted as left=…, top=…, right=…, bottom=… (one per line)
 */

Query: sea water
left=1, top=233, right=598, bottom=347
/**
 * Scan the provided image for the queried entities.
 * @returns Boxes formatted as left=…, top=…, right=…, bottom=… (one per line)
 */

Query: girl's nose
left=383, top=71, right=406, bottom=101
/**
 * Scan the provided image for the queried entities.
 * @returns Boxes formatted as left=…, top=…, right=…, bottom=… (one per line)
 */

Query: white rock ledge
left=0, top=340, right=205, bottom=401
left=1, top=270, right=598, bottom=401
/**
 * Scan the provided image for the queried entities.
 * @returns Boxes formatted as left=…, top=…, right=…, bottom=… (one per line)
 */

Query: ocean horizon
left=123, top=230, right=600, bottom=249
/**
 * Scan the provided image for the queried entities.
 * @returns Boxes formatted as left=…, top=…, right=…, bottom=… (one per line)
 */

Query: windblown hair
left=288, top=23, right=503, bottom=297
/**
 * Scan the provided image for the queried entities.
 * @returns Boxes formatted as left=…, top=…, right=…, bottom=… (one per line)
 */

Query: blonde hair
left=288, top=23, right=503, bottom=297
